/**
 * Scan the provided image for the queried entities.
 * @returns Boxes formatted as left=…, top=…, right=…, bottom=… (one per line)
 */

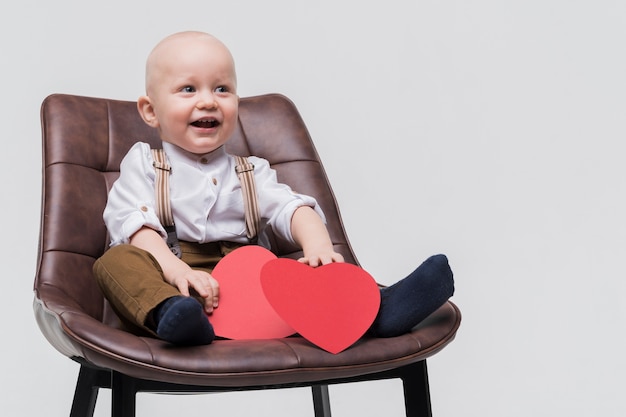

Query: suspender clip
left=153, top=161, right=172, bottom=172
left=235, top=162, right=255, bottom=174
left=164, top=225, right=182, bottom=258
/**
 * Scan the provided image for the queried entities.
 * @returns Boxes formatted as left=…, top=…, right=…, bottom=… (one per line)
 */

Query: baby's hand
left=298, top=250, right=344, bottom=267
left=169, top=269, right=220, bottom=314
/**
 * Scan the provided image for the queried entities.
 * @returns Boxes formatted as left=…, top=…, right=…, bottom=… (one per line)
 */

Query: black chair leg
left=312, top=384, right=331, bottom=417
left=69, top=361, right=431, bottom=417
left=70, top=365, right=109, bottom=417
left=401, top=360, right=432, bottom=417
left=111, top=371, right=137, bottom=417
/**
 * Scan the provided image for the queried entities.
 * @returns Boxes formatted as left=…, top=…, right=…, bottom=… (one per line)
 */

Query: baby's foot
left=369, top=254, right=454, bottom=338
left=154, top=296, right=215, bottom=345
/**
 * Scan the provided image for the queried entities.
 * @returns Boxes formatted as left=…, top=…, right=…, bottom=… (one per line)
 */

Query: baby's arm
left=130, top=227, right=220, bottom=313
left=291, top=206, right=344, bottom=267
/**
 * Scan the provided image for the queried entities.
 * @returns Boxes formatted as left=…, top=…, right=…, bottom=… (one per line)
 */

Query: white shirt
left=104, top=141, right=324, bottom=249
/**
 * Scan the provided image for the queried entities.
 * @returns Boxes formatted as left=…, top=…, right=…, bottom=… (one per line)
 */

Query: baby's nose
left=196, top=92, right=218, bottom=109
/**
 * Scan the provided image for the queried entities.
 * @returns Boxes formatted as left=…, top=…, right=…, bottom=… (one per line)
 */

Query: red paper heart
left=210, top=246, right=295, bottom=339
left=261, top=259, right=381, bottom=354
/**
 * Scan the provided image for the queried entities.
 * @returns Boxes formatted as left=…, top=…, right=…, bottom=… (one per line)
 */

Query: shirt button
left=212, top=178, right=218, bottom=185
left=200, top=157, right=208, bottom=164
left=140, top=206, right=148, bottom=212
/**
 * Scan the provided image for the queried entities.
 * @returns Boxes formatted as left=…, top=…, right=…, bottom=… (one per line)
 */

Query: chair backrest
left=35, top=93, right=357, bottom=328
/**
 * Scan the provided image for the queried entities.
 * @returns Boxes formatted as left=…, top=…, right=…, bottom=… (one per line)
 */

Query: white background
left=2, top=1, right=625, bottom=416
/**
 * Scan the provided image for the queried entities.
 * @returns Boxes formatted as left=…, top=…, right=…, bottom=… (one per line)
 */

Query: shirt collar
left=161, top=142, right=228, bottom=167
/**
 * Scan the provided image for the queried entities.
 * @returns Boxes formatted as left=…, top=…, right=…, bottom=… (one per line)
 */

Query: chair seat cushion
left=35, top=288, right=460, bottom=387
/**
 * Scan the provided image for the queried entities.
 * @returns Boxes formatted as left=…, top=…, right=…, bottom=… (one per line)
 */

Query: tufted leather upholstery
left=33, top=93, right=461, bottom=416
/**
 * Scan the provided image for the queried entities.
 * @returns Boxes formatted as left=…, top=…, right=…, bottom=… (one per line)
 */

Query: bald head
left=145, top=31, right=236, bottom=95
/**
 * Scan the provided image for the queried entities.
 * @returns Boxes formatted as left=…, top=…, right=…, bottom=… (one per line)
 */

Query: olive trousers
left=92, top=241, right=242, bottom=335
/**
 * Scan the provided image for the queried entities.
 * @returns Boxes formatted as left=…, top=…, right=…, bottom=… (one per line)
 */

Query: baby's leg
left=93, top=244, right=214, bottom=345
left=368, top=254, right=454, bottom=338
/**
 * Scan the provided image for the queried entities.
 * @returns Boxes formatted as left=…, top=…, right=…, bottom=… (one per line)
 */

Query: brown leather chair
left=34, top=93, right=461, bottom=417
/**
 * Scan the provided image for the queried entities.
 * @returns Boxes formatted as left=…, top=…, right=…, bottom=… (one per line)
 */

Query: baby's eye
left=215, top=86, right=229, bottom=94
left=181, top=86, right=196, bottom=93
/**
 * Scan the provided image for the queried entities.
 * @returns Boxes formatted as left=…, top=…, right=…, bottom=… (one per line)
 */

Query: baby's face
left=142, top=34, right=239, bottom=155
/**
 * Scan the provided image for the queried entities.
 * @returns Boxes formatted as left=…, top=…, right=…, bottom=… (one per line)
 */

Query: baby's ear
left=137, top=95, right=159, bottom=128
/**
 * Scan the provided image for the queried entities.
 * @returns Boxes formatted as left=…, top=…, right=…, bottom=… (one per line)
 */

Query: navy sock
left=369, top=254, right=455, bottom=338
left=154, top=296, right=215, bottom=345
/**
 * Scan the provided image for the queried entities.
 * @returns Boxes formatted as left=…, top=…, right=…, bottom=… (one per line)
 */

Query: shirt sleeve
left=249, top=156, right=326, bottom=245
left=103, top=142, right=167, bottom=246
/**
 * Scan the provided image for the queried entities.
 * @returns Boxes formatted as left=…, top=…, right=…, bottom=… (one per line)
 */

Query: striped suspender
left=151, top=149, right=182, bottom=258
left=151, top=149, right=261, bottom=258
left=234, top=155, right=260, bottom=244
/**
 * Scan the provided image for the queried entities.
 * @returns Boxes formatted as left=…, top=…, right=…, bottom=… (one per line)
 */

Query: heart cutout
left=210, top=246, right=295, bottom=339
left=261, top=259, right=381, bottom=354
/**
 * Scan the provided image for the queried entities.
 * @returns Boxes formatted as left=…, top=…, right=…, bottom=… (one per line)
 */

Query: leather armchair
left=33, top=93, right=461, bottom=417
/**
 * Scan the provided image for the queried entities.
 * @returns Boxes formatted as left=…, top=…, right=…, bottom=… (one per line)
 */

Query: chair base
left=69, top=359, right=432, bottom=417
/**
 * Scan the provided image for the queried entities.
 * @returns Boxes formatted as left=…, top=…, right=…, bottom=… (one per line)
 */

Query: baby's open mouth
left=191, top=118, right=220, bottom=128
